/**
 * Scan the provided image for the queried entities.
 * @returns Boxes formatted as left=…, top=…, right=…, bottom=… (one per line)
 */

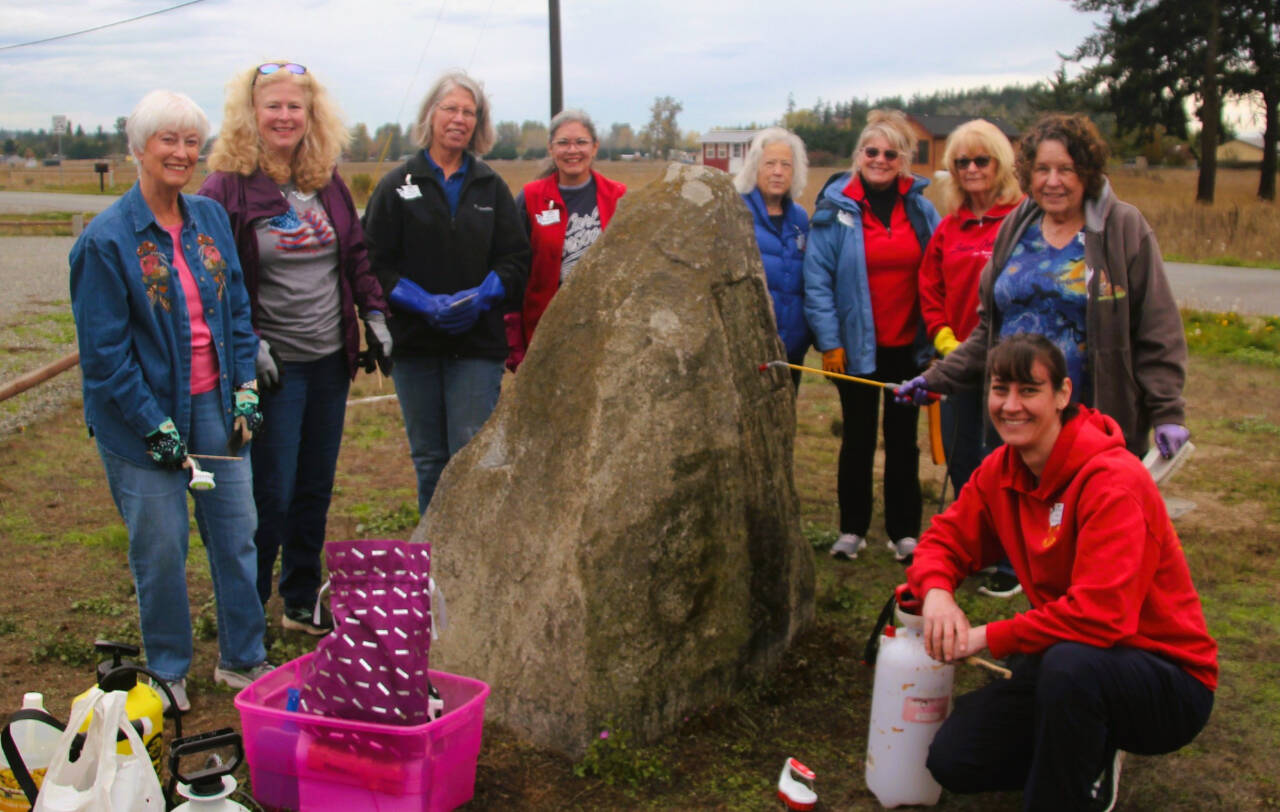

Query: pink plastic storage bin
left=234, top=652, right=489, bottom=812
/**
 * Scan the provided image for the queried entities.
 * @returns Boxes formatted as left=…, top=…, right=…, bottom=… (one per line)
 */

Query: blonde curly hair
left=207, top=62, right=350, bottom=194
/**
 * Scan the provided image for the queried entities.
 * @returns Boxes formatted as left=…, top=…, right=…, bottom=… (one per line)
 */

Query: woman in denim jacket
left=70, top=90, right=271, bottom=713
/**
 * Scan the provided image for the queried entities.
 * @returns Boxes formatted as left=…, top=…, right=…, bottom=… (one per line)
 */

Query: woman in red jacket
left=506, top=109, right=626, bottom=371
left=907, top=333, right=1215, bottom=811
left=918, top=119, right=1024, bottom=597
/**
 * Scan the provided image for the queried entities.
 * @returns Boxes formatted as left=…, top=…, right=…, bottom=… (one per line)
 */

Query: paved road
left=1, top=191, right=1278, bottom=317
left=0, top=191, right=119, bottom=214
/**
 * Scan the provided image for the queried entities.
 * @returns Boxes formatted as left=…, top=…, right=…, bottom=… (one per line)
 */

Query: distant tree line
left=2, top=117, right=129, bottom=160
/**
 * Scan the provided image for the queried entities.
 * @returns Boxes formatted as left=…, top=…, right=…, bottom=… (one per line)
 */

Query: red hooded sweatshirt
left=907, top=407, right=1218, bottom=690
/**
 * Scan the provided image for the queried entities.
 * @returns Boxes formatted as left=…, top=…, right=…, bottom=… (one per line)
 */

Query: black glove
left=145, top=419, right=187, bottom=470
left=358, top=311, right=394, bottom=375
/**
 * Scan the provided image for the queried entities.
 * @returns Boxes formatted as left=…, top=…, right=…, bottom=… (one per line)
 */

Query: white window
left=718, top=144, right=728, bottom=158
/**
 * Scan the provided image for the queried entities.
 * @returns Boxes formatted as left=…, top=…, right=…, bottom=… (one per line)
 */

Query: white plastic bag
left=33, top=687, right=163, bottom=812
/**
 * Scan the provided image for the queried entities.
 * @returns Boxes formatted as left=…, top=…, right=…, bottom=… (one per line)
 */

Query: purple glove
left=1154, top=424, right=1190, bottom=459
left=894, top=375, right=933, bottom=406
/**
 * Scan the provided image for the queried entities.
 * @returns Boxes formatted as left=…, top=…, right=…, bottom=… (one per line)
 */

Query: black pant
left=927, top=642, right=1214, bottom=811
left=834, top=345, right=921, bottom=540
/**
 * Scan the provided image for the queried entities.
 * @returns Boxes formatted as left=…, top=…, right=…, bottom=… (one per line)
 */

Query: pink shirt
left=165, top=224, right=219, bottom=394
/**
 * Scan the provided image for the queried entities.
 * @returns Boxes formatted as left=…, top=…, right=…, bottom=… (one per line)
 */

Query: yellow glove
left=822, top=348, right=846, bottom=374
left=933, top=326, right=960, bottom=356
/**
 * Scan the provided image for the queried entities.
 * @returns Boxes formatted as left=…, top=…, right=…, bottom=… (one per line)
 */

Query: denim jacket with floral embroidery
left=70, top=183, right=257, bottom=464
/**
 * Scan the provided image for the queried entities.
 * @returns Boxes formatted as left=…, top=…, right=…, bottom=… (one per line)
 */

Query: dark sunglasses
left=955, top=155, right=993, bottom=170
left=863, top=146, right=900, bottom=161
left=253, top=62, right=307, bottom=86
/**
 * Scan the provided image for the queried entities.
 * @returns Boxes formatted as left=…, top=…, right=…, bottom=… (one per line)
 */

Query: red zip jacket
left=918, top=199, right=1021, bottom=342
left=907, top=407, right=1218, bottom=690
left=842, top=174, right=921, bottom=348
left=520, top=171, right=627, bottom=343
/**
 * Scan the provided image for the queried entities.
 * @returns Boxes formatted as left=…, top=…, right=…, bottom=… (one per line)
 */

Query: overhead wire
left=0, top=0, right=208, bottom=51
left=376, top=0, right=450, bottom=165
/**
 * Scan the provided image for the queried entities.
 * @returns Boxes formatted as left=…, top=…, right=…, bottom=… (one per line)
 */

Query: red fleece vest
left=521, top=172, right=627, bottom=342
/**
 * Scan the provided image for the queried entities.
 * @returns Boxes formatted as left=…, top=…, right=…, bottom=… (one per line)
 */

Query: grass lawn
left=0, top=309, right=1277, bottom=809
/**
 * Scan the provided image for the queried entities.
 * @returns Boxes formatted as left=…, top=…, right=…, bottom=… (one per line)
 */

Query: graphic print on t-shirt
left=268, top=206, right=335, bottom=253
left=561, top=206, right=601, bottom=279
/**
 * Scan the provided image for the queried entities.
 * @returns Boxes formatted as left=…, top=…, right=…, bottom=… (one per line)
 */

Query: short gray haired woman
left=735, top=127, right=811, bottom=387
left=363, top=70, right=529, bottom=514
left=71, top=90, right=271, bottom=713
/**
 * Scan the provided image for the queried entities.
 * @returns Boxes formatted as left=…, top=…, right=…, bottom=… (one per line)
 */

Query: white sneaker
left=155, top=678, right=190, bottom=714
left=829, top=533, right=867, bottom=560
left=887, top=537, right=917, bottom=562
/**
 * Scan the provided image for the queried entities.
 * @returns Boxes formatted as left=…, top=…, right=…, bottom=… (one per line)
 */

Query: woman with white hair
left=70, top=90, right=270, bottom=713
left=507, top=108, right=626, bottom=372
left=735, top=127, right=810, bottom=388
left=803, top=109, right=940, bottom=564
left=363, top=70, right=529, bottom=514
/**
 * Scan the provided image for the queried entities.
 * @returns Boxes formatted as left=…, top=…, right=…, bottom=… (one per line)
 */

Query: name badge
left=397, top=174, right=421, bottom=200
left=1049, top=502, right=1064, bottom=527
left=536, top=207, right=561, bottom=226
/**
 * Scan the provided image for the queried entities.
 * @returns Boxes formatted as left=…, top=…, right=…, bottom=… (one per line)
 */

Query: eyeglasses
left=253, top=62, right=306, bottom=86
left=552, top=138, right=593, bottom=149
left=438, top=104, right=478, bottom=120
left=863, top=147, right=900, bottom=161
left=955, top=155, right=993, bottom=170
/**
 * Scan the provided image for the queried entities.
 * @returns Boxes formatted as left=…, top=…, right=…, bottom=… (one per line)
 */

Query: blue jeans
left=391, top=355, right=503, bottom=514
left=253, top=351, right=349, bottom=609
left=940, top=387, right=985, bottom=499
left=97, top=389, right=266, bottom=681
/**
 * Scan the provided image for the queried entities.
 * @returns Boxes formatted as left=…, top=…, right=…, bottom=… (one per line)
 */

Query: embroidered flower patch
left=197, top=233, right=227, bottom=300
left=137, top=240, right=173, bottom=312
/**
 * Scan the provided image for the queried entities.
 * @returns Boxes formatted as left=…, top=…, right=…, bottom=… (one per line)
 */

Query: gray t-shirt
left=558, top=177, right=600, bottom=281
left=254, top=186, right=344, bottom=362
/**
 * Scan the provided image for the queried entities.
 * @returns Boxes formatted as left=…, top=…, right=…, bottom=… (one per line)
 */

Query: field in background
left=4, top=158, right=1278, bottom=267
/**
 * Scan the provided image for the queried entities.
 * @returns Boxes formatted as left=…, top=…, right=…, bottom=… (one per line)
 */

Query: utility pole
left=549, top=0, right=563, bottom=118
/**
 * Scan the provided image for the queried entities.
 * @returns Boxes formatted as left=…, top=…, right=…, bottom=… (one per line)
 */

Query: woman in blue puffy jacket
left=736, top=127, right=810, bottom=388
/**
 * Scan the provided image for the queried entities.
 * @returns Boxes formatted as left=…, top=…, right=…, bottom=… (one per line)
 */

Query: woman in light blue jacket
left=803, top=109, right=940, bottom=565
left=736, top=127, right=810, bottom=388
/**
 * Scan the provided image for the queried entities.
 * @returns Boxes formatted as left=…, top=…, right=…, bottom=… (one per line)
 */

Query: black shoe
left=1088, top=750, right=1124, bottom=812
left=978, top=571, right=1023, bottom=598
left=282, top=603, right=334, bottom=636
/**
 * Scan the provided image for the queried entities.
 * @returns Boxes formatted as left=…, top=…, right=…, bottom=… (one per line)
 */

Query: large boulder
left=418, top=163, right=814, bottom=756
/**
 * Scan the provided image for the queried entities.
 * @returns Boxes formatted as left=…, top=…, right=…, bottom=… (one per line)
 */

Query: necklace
left=279, top=183, right=315, bottom=204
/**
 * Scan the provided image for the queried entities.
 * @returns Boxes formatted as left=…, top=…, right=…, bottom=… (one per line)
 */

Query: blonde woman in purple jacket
left=199, top=61, right=387, bottom=636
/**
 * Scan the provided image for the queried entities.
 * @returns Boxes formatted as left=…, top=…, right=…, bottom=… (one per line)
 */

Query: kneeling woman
left=906, top=333, right=1215, bottom=810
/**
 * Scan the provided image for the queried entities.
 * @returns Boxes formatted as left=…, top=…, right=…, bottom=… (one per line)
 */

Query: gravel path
left=0, top=237, right=80, bottom=439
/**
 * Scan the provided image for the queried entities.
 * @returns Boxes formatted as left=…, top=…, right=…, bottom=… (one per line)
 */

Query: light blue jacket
left=70, top=183, right=257, bottom=464
left=802, top=173, right=940, bottom=375
left=742, top=189, right=811, bottom=359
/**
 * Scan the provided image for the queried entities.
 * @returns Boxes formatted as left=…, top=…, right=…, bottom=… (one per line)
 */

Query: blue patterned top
left=993, top=220, right=1090, bottom=403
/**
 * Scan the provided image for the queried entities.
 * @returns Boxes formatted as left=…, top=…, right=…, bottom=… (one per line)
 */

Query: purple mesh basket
left=299, top=540, right=433, bottom=725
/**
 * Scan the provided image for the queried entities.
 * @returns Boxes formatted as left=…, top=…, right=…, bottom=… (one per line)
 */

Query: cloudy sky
left=2, top=0, right=1111, bottom=137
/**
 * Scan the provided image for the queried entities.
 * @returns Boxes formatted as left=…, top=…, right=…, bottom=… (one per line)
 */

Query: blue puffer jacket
left=802, top=172, right=939, bottom=375
left=743, top=189, right=811, bottom=359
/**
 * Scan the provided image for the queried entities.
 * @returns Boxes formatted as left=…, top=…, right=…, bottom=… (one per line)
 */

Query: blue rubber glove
left=1154, top=424, right=1190, bottom=459
left=894, top=375, right=933, bottom=406
left=436, top=271, right=506, bottom=335
left=388, top=278, right=452, bottom=328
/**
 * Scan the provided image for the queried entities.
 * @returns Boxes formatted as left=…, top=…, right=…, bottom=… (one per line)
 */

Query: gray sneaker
left=213, top=662, right=275, bottom=690
left=829, top=533, right=867, bottom=560
left=155, top=678, right=190, bottom=714
left=887, top=537, right=917, bottom=562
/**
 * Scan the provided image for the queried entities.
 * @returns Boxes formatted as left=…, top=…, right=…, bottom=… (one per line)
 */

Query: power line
left=0, top=0, right=208, bottom=52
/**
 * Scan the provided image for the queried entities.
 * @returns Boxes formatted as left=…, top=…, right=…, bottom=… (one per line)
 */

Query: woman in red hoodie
left=907, top=333, right=1215, bottom=812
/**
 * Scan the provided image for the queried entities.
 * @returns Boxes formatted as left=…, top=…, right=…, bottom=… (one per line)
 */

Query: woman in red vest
left=506, top=109, right=627, bottom=371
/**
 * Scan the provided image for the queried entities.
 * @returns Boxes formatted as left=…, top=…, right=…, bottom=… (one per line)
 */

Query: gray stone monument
left=418, top=163, right=814, bottom=756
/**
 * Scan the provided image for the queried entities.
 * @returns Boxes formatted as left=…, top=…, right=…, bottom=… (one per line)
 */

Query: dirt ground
left=1, top=350, right=1277, bottom=810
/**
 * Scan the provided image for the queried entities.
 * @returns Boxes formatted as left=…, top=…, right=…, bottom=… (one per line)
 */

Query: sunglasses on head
left=955, top=155, right=992, bottom=170
left=863, top=146, right=900, bottom=161
left=253, top=62, right=307, bottom=86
